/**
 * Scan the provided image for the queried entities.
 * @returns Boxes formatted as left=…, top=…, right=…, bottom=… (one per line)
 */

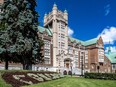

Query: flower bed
left=2, top=71, right=64, bottom=87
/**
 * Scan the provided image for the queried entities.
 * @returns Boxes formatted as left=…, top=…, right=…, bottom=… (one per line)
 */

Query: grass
left=0, top=70, right=35, bottom=87
left=0, top=72, right=12, bottom=87
left=23, top=76, right=116, bottom=87
left=0, top=70, right=116, bottom=87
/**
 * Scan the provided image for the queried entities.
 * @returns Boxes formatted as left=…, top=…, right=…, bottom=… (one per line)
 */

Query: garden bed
left=1, top=71, right=64, bottom=87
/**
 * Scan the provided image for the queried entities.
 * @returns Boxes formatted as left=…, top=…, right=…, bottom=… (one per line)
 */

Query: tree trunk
left=23, top=63, right=26, bottom=70
left=5, top=59, right=8, bottom=70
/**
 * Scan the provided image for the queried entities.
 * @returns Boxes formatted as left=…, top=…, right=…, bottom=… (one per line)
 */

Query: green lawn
left=0, top=73, right=12, bottom=87
left=23, top=76, right=116, bottom=87
left=0, top=71, right=116, bottom=87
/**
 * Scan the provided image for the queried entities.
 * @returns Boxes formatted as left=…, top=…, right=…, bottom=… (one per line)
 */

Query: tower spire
left=53, top=2, right=57, bottom=7
left=53, top=2, right=57, bottom=10
left=64, top=9, right=67, bottom=13
left=108, top=41, right=111, bottom=54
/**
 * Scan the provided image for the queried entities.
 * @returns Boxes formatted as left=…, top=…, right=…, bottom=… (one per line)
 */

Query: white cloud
left=68, top=27, right=74, bottom=36
left=104, top=4, right=111, bottom=16
left=98, top=27, right=116, bottom=45
left=105, top=46, right=116, bottom=53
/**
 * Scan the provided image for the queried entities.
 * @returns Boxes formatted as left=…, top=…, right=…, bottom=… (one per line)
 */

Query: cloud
left=105, top=46, right=116, bottom=53
left=68, top=27, right=74, bottom=36
left=104, top=4, right=111, bottom=16
left=97, top=27, right=116, bottom=45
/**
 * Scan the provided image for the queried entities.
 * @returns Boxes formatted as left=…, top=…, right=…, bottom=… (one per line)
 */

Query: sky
left=36, top=0, right=116, bottom=53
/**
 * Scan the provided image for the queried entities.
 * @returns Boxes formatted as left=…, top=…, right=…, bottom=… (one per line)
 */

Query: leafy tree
left=0, top=0, right=44, bottom=70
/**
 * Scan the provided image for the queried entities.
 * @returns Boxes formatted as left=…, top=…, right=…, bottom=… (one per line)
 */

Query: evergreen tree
left=0, top=0, right=44, bottom=70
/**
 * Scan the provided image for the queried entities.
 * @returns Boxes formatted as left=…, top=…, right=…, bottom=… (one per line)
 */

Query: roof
left=68, top=37, right=85, bottom=45
left=105, top=53, right=116, bottom=64
left=68, top=37, right=98, bottom=46
left=38, top=26, right=52, bottom=36
left=83, top=38, right=98, bottom=46
left=38, top=26, right=99, bottom=46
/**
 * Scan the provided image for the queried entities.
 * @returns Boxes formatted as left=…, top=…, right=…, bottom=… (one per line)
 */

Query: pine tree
left=0, top=0, right=44, bottom=70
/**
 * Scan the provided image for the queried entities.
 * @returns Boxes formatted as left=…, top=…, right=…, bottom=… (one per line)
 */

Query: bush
left=63, top=70, right=67, bottom=75
left=84, top=73, right=116, bottom=80
left=68, top=71, right=72, bottom=75
left=50, top=74, right=60, bottom=79
left=44, top=74, right=52, bottom=78
left=37, top=74, right=52, bottom=81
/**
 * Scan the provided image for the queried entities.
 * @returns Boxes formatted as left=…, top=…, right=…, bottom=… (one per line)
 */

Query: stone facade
left=0, top=2, right=113, bottom=74
left=37, top=4, right=112, bottom=74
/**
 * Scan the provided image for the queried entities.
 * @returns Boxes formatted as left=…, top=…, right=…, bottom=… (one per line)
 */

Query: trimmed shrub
left=63, top=70, right=67, bottom=75
left=68, top=71, right=72, bottom=75
left=50, top=74, right=59, bottom=79
left=44, top=74, right=52, bottom=78
left=84, top=73, right=116, bottom=80
left=1, top=71, right=64, bottom=87
left=27, top=73, right=44, bottom=82
left=37, top=74, right=52, bottom=81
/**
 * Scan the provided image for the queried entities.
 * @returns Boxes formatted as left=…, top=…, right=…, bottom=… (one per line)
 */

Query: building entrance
left=66, top=63, right=69, bottom=68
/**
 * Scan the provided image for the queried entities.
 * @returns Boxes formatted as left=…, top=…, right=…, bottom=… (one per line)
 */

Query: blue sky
left=36, top=0, right=116, bottom=52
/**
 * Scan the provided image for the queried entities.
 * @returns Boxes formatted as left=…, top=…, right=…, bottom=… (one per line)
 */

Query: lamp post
left=81, top=56, right=84, bottom=76
left=97, top=65, right=100, bottom=73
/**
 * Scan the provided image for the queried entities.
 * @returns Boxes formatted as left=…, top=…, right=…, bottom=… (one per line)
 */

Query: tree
left=0, top=0, right=44, bottom=70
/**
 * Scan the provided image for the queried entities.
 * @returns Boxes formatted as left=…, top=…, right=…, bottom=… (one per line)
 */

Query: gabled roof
left=68, top=37, right=98, bottom=46
left=83, top=38, right=98, bottom=46
left=68, top=37, right=84, bottom=45
left=105, top=53, right=116, bottom=64
left=38, top=26, right=52, bottom=36
left=38, top=26, right=99, bottom=46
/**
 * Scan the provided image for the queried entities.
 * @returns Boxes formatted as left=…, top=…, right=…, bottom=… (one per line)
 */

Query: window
left=58, top=42, right=60, bottom=48
left=85, top=50, right=88, bottom=63
left=98, top=49, right=104, bottom=62
left=61, top=34, right=65, bottom=39
left=75, top=48, right=78, bottom=54
left=61, top=42, right=65, bottom=49
left=75, top=55, right=78, bottom=67
left=68, top=46, right=73, bottom=54
left=44, top=58, right=50, bottom=64
left=112, top=64, right=116, bottom=70
left=44, top=40, right=51, bottom=64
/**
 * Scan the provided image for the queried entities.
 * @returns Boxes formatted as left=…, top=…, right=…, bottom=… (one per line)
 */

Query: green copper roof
left=38, top=26, right=52, bottom=36
left=68, top=37, right=98, bottom=46
left=105, top=53, right=116, bottom=64
left=68, top=37, right=84, bottom=45
left=83, top=38, right=98, bottom=46
left=38, top=26, right=98, bottom=46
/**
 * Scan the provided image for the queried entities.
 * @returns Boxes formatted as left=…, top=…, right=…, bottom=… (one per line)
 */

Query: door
left=66, top=63, right=69, bottom=68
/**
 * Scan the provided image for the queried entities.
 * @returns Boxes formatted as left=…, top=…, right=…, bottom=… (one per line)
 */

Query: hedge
left=84, top=73, right=116, bottom=80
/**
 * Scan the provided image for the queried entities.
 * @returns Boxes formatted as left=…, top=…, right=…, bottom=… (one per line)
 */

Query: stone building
left=105, top=48, right=116, bottom=73
left=37, top=4, right=112, bottom=74
left=0, top=2, right=115, bottom=74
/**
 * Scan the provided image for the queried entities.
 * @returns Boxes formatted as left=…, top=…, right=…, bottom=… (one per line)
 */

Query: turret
left=64, top=9, right=68, bottom=20
left=108, top=41, right=111, bottom=54
left=52, top=3, right=57, bottom=15
left=44, top=13, right=47, bottom=23
left=108, top=46, right=111, bottom=54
